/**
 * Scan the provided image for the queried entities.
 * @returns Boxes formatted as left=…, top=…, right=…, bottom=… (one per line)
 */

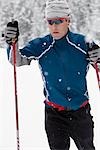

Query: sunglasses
left=47, top=18, right=66, bottom=25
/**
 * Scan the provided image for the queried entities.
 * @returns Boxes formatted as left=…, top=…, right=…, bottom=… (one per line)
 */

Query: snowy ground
left=0, top=48, right=100, bottom=150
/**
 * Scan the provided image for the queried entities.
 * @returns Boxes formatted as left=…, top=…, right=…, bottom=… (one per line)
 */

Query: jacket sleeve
left=7, top=38, right=43, bottom=66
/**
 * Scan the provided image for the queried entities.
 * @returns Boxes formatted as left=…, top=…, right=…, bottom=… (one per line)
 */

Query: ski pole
left=12, top=39, right=20, bottom=150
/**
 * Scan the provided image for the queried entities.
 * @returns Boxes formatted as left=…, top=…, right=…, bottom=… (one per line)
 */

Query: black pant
left=45, top=104, right=95, bottom=150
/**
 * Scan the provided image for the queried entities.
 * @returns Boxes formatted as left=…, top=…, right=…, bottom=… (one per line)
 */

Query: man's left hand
left=88, top=47, right=100, bottom=64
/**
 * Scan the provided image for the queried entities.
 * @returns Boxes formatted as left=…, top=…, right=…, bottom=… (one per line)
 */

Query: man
left=4, top=0, right=100, bottom=149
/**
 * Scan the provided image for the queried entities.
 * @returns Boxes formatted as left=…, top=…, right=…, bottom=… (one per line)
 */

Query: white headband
left=45, top=0, right=71, bottom=18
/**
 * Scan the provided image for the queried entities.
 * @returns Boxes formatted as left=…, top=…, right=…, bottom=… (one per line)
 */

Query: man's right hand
left=5, top=20, right=19, bottom=45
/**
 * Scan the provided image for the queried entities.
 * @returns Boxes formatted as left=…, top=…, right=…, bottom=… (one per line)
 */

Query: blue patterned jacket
left=7, top=30, right=92, bottom=110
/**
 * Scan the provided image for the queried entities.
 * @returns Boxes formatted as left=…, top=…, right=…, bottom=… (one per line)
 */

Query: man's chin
left=52, top=35, right=62, bottom=40
left=52, top=33, right=66, bottom=40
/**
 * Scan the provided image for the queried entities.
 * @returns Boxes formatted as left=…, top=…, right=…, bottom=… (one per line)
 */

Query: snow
left=58, top=78, right=62, bottom=82
left=0, top=48, right=100, bottom=150
left=77, top=72, right=81, bottom=75
left=67, top=87, right=71, bottom=91
left=0, top=0, right=100, bottom=149
left=44, top=72, right=49, bottom=76
left=68, top=97, right=71, bottom=101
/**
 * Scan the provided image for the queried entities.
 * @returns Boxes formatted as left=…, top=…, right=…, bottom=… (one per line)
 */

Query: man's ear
left=67, top=19, right=70, bottom=25
left=66, top=17, right=70, bottom=24
left=68, top=18, right=70, bottom=22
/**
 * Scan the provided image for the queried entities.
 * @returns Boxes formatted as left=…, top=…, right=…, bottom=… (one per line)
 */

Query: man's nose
left=52, top=23, right=58, bottom=29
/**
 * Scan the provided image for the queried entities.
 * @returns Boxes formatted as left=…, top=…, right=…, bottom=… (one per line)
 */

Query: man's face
left=47, top=17, right=70, bottom=40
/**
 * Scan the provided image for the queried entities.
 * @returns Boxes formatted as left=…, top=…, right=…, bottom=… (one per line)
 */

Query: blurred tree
left=0, top=0, right=47, bottom=47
